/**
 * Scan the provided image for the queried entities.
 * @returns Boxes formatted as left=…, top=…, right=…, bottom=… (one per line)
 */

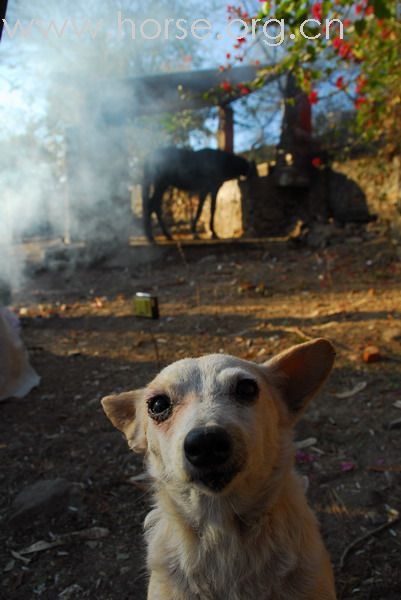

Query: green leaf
left=306, top=44, right=317, bottom=59
left=354, top=19, right=367, bottom=35
left=373, top=0, right=392, bottom=19
left=293, top=8, right=308, bottom=25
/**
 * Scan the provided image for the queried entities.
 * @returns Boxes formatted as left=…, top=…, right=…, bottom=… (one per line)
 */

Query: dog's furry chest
left=145, top=507, right=304, bottom=600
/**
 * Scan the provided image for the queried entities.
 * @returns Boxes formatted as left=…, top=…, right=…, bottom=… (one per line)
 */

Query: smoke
left=0, top=0, right=209, bottom=294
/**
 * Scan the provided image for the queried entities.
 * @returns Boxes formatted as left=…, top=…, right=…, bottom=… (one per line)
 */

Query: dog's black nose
left=184, top=427, right=232, bottom=468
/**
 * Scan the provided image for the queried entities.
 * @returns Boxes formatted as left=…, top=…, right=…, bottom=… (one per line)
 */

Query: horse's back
left=195, top=149, right=249, bottom=181
left=143, top=146, right=249, bottom=193
left=144, top=147, right=193, bottom=182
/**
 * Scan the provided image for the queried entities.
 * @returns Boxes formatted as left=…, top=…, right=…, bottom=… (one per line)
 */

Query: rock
left=345, top=236, right=364, bottom=244
left=328, top=170, right=377, bottom=224
left=382, top=328, right=401, bottom=344
left=362, top=346, right=382, bottom=363
left=306, top=222, right=342, bottom=249
left=8, top=478, right=83, bottom=529
left=198, top=254, right=217, bottom=265
left=58, top=584, right=84, bottom=599
left=287, top=220, right=309, bottom=246
left=386, top=417, right=401, bottom=431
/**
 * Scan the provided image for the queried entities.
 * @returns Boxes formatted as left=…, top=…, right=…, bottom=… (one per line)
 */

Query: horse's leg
left=153, top=184, right=173, bottom=241
left=155, top=206, right=173, bottom=241
left=192, top=191, right=207, bottom=237
left=143, top=201, right=155, bottom=243
left=210, top=189, right=219, bottom=239
left=142, top=178, right=155, bottom=242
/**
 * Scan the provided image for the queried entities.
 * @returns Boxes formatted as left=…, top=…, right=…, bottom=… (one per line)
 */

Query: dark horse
left=142, top=147, right=256, bottom=241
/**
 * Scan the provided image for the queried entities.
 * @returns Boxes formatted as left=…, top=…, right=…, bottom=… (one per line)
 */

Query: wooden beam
left=217, top=106, right=234, bottom=153
left=87, top=65, right=279, bottom=122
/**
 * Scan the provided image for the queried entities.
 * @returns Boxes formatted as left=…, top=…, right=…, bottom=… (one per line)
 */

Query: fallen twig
left=280, top=326, right=314, bottom=341
left=280, top=325, right=347, bottom=348
left=17, top=527, right=110, bottom=556
left=334, top=381, right=367, bottom=399
left=339, top=516, right=400, bottom=570
left=330, top=488, right=350, bottom=519
left=367, top=464, right=401, bottom=473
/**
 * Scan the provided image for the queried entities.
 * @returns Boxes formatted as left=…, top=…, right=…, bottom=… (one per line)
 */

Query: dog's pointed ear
left=101, top=390, right=147, bottom=452
left=265, top=339, right=335, bottom=420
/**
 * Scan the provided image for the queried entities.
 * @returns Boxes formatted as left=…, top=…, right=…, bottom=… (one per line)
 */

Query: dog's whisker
left=227, top=497, right=249, bottom=527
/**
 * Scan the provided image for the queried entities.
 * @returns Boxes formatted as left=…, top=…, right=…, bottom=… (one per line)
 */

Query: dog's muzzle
left=184, top=426, right=239, bottom=492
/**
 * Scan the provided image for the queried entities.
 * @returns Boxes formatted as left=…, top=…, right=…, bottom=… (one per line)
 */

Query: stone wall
left=242, top=156, right=401, bottom=238
left=331, top=156, right=401, bottom=238
left=241, top=176, right=288, bottom=237
left=241, top=170, right=330, bottom=237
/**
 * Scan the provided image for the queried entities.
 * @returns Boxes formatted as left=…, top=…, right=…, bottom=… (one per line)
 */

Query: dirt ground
left=1, top=226, right=401, bottom=600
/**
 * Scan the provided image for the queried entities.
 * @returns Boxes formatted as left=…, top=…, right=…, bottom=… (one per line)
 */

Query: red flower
left=221, top=81, right=232, bottom=92
left=339, top=42, right=352, bottom=59
left=296, top=451, right=316, bottom=464
left=365, top=5, right=374, bottom=15
left=335, top=76, right=344, bottom=89
left=312, top=2, right=323, bottom=21
left=226, top=52, right=231, bottom=59
left=308, top=90, right=319, bottom=104
left=356, top=76, right=367, bottom=94
left=340, top=461, right=356, bottom=472
left=355, top=96, right=367, bottom=109
left=237, top=36, right=246, bottom=44
left=344, top=19, right=351, bottom=27
left=355, top=3, right=364, bottom=14
left=239, top=84, right=251, bottom=95
left=332, top=36, right=343, bottom=49
left=254, top=59, right=261, bottom=65
left=312, top=157, right=322, bottom=167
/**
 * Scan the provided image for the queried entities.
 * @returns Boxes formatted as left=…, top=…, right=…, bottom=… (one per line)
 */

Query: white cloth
left=0, top=307, right=40, bottom=401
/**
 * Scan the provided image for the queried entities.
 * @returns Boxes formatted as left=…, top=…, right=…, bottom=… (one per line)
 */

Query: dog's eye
left=235, top=378, right=259, bottom=403
left=147, top=395, right=172, bottom=421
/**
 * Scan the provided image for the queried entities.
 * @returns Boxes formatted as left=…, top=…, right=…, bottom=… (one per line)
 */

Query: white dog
left=102, top=338, right=337, bottom=600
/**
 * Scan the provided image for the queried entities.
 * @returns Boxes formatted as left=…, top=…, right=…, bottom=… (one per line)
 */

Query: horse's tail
left=141, top=164, right=153, bottom=241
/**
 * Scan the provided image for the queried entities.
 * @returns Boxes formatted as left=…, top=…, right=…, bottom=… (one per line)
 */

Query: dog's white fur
left=0, top=308, right=40, bottom=401
left=102, top=338, right=337, bottom=600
